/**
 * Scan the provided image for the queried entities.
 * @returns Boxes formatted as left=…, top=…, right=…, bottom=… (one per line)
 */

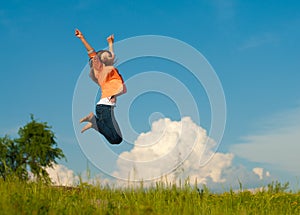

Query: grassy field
left=0, top=178, right=300, bottom=215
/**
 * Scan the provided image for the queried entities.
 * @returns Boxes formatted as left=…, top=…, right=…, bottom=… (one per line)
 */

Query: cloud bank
left=111, top=117, right=271, bottom=189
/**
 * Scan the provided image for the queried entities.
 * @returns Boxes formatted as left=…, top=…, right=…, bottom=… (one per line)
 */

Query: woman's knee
left=109, top=136, right=122, bottom=145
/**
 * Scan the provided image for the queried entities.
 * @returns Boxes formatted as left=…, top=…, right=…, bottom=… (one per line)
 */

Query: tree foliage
left=0, top=115, right=65, bottom=182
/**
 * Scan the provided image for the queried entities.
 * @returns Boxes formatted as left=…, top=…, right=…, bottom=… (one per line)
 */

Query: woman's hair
left=96, top=50, right=115, bottom=66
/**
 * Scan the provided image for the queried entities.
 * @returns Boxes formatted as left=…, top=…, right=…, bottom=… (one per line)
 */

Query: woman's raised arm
left=107, top=34, right=115, bottom=59
left=75, top=29, right=96, bottom=58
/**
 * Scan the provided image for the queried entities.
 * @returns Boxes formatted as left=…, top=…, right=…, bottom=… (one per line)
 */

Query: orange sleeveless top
left=99, top=68, right=125, bottom=98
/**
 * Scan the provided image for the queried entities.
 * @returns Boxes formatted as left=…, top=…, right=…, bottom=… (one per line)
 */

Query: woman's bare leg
left=81, top=122, right=93, bottom=133
left=80, top=112, right=94, bottom=123
left=80, top=112, right=98, bottom=133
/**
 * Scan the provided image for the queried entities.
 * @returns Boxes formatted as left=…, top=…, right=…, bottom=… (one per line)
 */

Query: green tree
left=0, top=115, right=65, bottom=182
left=0, top=136, right=14, bottom=178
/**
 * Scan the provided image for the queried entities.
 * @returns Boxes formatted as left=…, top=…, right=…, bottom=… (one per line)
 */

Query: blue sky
left=1, top=0, right=299, bottom=189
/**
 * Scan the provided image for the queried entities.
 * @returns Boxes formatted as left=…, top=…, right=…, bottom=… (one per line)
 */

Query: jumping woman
left=75, top=29, right=126, bottom=144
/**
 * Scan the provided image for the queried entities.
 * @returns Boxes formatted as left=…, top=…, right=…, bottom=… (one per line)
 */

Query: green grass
left=0, top=178, right=300, bottom=215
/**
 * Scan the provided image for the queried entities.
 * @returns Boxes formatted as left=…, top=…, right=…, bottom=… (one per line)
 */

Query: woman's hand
left=75, top=29, right=84, bottom=38
left=107, top=34, right=114, bottom=44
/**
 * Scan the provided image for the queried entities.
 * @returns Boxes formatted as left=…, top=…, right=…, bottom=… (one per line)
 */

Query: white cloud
left=230, top=106, right=300, bottom=175
left=111, top=117, right=270, bottom=189
left=253, top=167, right=263, bottom=180
left=252, top=167, right=270, bottom=180
left=45, top=164, right=114, bottom=187
left=46, top=164, right=79, bottom=186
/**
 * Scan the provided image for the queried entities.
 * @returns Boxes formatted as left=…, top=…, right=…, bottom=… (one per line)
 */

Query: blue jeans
left=95, top=104, right=123, bottom=144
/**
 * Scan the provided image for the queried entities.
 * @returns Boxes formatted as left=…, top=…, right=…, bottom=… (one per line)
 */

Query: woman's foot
left=81, top=122, right=93, bottom=133
left=80, top=112, right=94, bottom=123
